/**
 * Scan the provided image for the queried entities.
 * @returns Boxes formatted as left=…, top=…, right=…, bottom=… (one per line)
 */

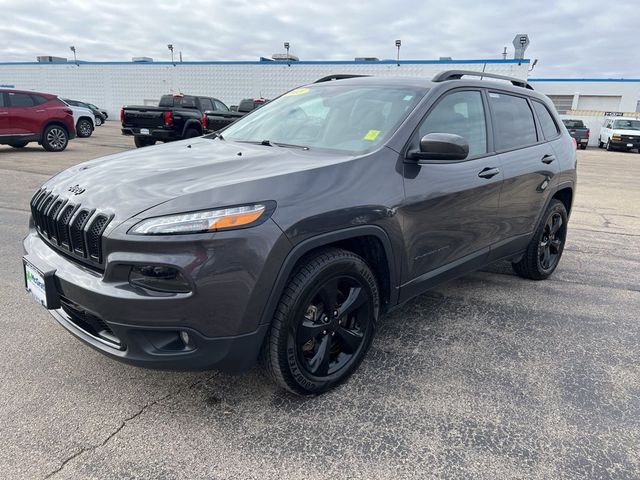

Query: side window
left=8, top=93, right=35, bottom=108
left=532, top=101, right=559, bottom=140
left=31, top=95, right=49, bottom=106
left=489, top=92, right=537, bottom=150
left=0, top=93, right=5, bottom=107
left=214, top=100, right=229, bottom=112
left=418, top=90, right=487, bottom=157
left=200, top=98, right=214, bottom=111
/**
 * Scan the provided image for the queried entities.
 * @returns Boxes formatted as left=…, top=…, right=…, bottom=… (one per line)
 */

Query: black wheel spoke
left=336, top=327, right=363, bottom=353
left=337, top=287, right=367, bottom=317
left=550, top=238, right=562, bottom=251
left=318, top=278, right=340, bottom=312
left=308, top=334, right=332, bottom=375
left=297, top=319, right=327, bottom=344
left=551, top=215, right=563, bottom=235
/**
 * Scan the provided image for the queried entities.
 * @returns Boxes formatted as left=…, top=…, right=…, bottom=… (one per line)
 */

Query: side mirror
left=409, top=133, right=469, bottom=162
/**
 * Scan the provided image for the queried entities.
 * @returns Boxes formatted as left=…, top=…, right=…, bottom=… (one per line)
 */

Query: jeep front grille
left=30, top=189, right=112, bottom=269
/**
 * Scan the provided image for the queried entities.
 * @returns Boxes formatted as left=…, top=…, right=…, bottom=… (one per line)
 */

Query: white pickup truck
left=599, top=117, right=640, bottom=152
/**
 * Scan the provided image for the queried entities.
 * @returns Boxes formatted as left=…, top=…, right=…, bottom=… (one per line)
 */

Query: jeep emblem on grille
left=68, top=184, right=85, bottom=195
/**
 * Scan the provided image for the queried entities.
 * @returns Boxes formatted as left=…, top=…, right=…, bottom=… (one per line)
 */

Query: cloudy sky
left=1, top=0, right=638, bottom=77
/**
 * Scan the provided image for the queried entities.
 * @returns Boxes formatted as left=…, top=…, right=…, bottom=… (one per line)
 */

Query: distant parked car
left=60, top=100, right=97, bottom=136
left=121, top=93, right=233, bottom=147
left=0, top=89, right=76, bottom=151
left=599, top=117, right=640, bottom=152
left=562, top=119, right=589, bottom=150
left=86, top=103, right=108, bottom=120
left=62, top=99, right=106, bottom=126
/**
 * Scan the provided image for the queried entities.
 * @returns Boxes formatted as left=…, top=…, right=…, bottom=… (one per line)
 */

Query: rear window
left=489, top=92, right=537, bottom=150
left=533, top=101, right=560, bottom=140
left=159, top=95, right=198, bottom=109
left=562, top=120, right=584, bottom=129
left=7, top=93, right=35, bottom=107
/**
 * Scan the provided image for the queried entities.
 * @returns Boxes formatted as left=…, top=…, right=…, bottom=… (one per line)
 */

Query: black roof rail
left=314, top=74, right=370, bottom=83
left=432, top=70, right=533, bottom=90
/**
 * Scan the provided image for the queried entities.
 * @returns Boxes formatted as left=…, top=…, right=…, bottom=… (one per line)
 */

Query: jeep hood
left=41, top=137, right=352, bottom=222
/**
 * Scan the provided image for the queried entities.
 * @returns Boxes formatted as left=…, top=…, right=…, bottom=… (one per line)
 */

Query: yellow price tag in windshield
left=285, top=87, right=310, bottom=96
left=364, top=130, right=381, bottom=141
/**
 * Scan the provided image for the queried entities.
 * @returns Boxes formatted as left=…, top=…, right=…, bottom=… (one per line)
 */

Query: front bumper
left=23, top=218, right=290, bottom=372
left=610, top=139, right=640, bottom=149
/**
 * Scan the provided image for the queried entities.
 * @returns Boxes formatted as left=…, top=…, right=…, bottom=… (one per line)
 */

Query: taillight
left=201, top=113, right=208, bottom=130
left=120, top=108, right=125, bottom=124
left=571, top=137, right=577, bottom=149
left=586, top=129, right=590, bottom=138
left=164, top=111, right=173, bottom=126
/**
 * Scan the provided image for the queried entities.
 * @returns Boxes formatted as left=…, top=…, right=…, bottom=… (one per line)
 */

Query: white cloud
left=0, top=0, right=638, bottom=77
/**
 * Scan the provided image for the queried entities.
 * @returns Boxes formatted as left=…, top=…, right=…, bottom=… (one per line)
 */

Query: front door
left=399, top=89, right=503, bottom=300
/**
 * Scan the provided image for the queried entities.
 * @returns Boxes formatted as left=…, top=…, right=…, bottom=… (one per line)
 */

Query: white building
left=2, top=59, right=638, bottom=148
left=0, top=58, right=529, bottom=116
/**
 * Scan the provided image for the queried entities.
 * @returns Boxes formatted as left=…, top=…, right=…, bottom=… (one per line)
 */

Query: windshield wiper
left=272, top=142, right=310, bottom=150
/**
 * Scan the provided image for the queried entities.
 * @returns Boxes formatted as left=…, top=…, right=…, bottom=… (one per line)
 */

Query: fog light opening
left=129, top=265, right=191, bottom=293
left=180, top=330, right=190, bottom=346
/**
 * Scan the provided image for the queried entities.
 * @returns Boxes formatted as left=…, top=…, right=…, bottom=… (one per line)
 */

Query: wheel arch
left=39, top=121, right=69, bottom=143
left=181, top=119, right=203, bottom=136
left=552, top=184, right=574, bottom=217
left=259, top=226, right=399, bottom=326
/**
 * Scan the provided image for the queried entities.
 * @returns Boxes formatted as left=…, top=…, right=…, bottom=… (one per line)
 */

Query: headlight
left=129, top=204, right=267, bottom=235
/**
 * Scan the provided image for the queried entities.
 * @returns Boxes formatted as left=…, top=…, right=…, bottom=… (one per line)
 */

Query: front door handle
left=478, top=167, right=500, bottom=179
left=542, top=154, right=556, bottom=164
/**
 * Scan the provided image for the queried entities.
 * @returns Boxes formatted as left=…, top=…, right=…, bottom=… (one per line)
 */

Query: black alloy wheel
left=263, top=248, right=379, bottom=395
left=513, top=199, right=568, bottom=280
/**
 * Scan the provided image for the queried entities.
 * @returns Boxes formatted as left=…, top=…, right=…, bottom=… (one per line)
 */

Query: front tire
left=94, top=116, right=103, bottom=126
left=134, top=136, right=156, bottom=148
left=598, top=138, right=604, bottom=148
left=512, top=199, right=568, bottom=280
left=76, top=118, right=93, bottom=138
left=262, top=247, right=379, bottom=395
left=606, top=140, right=613, bottom=151
left=41, top=125, right=68, bottom=152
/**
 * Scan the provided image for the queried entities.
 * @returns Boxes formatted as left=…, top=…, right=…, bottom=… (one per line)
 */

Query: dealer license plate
left=24, top=261, right=48, bottom=308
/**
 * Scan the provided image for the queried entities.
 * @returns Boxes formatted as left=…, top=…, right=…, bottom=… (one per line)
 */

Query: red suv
left=0, top=89, right=76, bottom=152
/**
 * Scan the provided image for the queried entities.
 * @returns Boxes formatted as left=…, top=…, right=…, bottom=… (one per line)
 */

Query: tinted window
left=533, top=101, right=559, bottom=139
left=8, top=93, right=35, bottom=107
left=214, top=100, right=229, bottom=112
left=31, top=95, right=49, bottom=106
left=0, top=93, right=5, bottom=107
left=200, top=98, right=214, bottom=111
left=159, top=95, right=198, bottom=108
left=419, top=90, right=487, bottom=156
left=613, top=119, right=640, bottom=130
left=563, top=120, right=584, bottom=128
left=489, top=92, right=537, bottom=150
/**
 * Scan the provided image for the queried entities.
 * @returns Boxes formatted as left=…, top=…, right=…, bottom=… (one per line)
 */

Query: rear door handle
left=542, top=154, right=556, bottom=164
left=478, top=167, right=500, bottom=179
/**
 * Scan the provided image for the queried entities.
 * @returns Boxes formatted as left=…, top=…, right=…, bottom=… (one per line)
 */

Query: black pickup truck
left=121, top=94, right=236, bottom=147
left=562, top=119, right=590, bottom=150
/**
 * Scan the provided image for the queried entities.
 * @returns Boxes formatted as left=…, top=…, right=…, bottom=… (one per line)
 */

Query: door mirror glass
left=412, top=133, right=469, bottom=161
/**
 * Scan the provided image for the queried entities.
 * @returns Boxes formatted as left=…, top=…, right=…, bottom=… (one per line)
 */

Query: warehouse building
left=1, top=58, right=638, bottom=148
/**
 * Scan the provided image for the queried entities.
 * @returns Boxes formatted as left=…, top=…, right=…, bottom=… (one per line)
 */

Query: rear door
left=6, top=92, right=38, bottom=134
left=400, top=88, right=503, bottom=299
left=488, top=91, right=561, bottom=257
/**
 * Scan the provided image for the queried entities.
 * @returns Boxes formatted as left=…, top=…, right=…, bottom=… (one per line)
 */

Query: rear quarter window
left=489, top=92, right=537, bottom=151
left=533, top=101, right=560, bottom=140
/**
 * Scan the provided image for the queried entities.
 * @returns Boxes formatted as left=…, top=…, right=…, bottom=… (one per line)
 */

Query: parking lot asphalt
left=0, top=123, right=639, bottom=479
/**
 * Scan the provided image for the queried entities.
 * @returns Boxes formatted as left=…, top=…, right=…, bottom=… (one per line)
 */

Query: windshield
left=613, top=119, right=640, bottom=130
left=563, top=120, right=584, bottom=128
left=221, top=84, right=425, bottom=154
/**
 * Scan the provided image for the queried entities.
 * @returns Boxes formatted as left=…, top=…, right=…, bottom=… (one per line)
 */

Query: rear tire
left=512, top=199, right=568, bottom=280
left=134, top=136, right=156, bottom=148
left=9, top=141, right=29, bottom=148
left=76, top=118, right=93, bottom=138
left=579, top=144, right=587, bottom=150
left=41, top=125, right=68, bottom=152
left=262, top=247, right=379, bottom=395
left=184, top=128, right=200, bottom=139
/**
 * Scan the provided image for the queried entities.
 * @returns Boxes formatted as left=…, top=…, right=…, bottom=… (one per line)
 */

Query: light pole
left=167, top=44, right=175, bottom=66
left=395, top=39, right=401, bottom=67
left=69, top=46, right=78, bottom=66
left=284, top=42, right=290, bottom=67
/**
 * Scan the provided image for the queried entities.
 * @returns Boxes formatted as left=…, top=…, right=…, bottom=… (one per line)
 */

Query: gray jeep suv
left=23, top=71, right=576, bottom=395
